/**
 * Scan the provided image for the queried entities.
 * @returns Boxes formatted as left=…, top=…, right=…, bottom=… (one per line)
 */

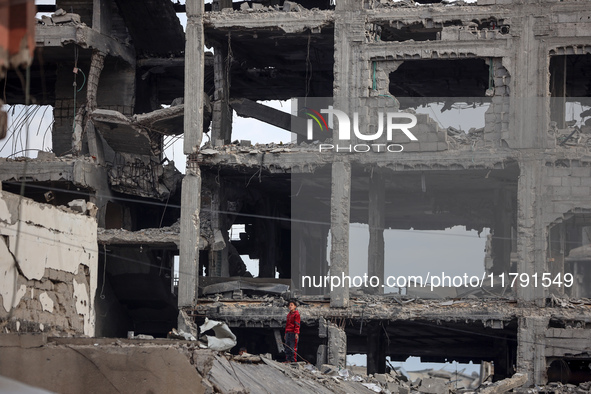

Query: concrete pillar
left=516, top=316, right=548, bottom=386
left=212, top=43, right=232, bottom=146
left=209, top=187, right=229, bottom=277
left=366, top=323, right=386, bottom=375
left=330, top=161, right=351, bottom=308
left=516, top=156, right=547, bottom=304
left=297, top=220, right=329, bottom=296
left=179, top=166, right=201, bottom=307
left=327, top=322, right=347, bottom=368
left=258, top=204, right=277, bottom=278
left=183, top=0, right=204, bottom=154
left=368, top=170, right=385, bottom=294
left=509, top=11, right=548, bottom=149
left=179, top=0, right=204, bottom=311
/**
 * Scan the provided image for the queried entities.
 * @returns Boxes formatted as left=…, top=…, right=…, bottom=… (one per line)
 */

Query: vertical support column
left=259, top=219, right=277, bottom=278
left=330, top=161, right=351, bottom=308
left=330, top=0, right=362, bottom=307
left=327, top=322, right=347, bottom=368
left=516, top=316, right=548, bottom=386
left=212, top=43, right=232, bottom=146
left=509, top=11, right=547, bottom=149
left=209, top=186, right=229, bottom=277
left=179, top=165, right=201, bottom=307
left=367, top=323, right=386, bottom=375
left=179, top=0, right=204, bottom=311
left=82, top=50, right=105, bottom=160
left=368, top=170, right=385, bottom=294
left=516, top=156, right=547, bottom=304
left=183, top=0, right=204, bottom=154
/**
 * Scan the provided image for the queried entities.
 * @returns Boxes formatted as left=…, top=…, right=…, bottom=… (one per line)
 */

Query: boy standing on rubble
left=284, top=300, right=300, bottom=362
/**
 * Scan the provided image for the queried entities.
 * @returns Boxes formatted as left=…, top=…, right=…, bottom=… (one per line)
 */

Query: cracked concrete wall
left=0, top=190, right=98, bottom=336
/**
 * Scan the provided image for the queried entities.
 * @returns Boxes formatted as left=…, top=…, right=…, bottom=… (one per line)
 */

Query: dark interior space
left=346, top=319, right=518, bottom=381
left=1, top=181, right=91, bottom=206
left=95, top=245, right=178, bottom=338
left=547, top=359, right=591, bottom=385
left=389, top=58, right=491, bottom=102
left=549, top=54, right=591, bottom=127
left=204, top=27, right=334, bottom=100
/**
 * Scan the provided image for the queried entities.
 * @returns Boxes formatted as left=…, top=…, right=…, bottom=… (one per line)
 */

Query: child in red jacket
left=284, top=300, right=300, bottom=362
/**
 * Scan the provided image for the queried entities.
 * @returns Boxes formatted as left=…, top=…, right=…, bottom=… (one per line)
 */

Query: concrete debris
left=519, top=381, right=591, bottom=394
left=178, top=309, right=200, bottom=340
left=36, top=151, right=56, bottom=161
left=67, top=199, right=87, bottom=214
left=418, top=377, right=450, bottom=393
left=200, top=148, right=219, bottom=155
left=283, top=1, right=307, bottom=12
left=447, top=126, right=485, bottom=147
left=134, top=334, right=155, bottom=340
left=37, top=9, right=82, bottom=25
left=199, top=318, right=237, bottom=352
left=168, top=328, right=197, bottom=341
left=98, top=221, right=209, bottom=248
left=108, top=155, right=182, bottom=200
left=477, top=373, right=527, bottom=393
left=552, top=127, right=591, bottom=148
left=86, top=201, right=98, bottom=218
left=201, top=279, right=289, bottom=297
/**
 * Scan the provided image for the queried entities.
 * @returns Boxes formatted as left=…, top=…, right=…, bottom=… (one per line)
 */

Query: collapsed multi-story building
left=1, top=0, right=591, bottom=390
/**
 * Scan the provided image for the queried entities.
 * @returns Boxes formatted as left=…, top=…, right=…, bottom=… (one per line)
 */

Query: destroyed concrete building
left=1, top=0, right=591, bottom=391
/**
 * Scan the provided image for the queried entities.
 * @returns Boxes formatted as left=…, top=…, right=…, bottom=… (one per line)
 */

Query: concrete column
left=209, top=187, right=229, bottom=277
left=179, top=0, right=204, bottom=311
left=330, top=161, right=351, bottom=308
left=516, top=316, right=548, bottom=386
left=212, top=43, right=232, bottom=146
left=368, top=170, right=385, bottom=294
left=183, top=0, right=204, bottom=154
left=509, top=10, right=548, bottom=149
left=179, top=166, right=201, bottom=307
left=516, top=156, right=547, bottom=304
left=367, top=323, right=386, bottom=375
left=81, top=50, right=105, bottom=159
left=327, top=322, right=347, bottom=368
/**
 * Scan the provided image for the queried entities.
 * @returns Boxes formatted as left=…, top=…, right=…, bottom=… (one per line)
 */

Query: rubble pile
left=552, top=126, right=591, bottom=148
left=37, top=9, right=82, bottom=26
left=516, top=381, right=591, bottom=394
left=447, top=127, right=485, bottom=148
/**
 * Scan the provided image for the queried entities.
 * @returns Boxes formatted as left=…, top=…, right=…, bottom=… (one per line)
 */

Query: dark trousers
left=284, top=332, right=298, bottom=362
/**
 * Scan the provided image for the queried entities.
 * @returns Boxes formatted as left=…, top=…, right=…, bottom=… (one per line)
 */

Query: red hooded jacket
left=285, top=310, right=300, bottom=334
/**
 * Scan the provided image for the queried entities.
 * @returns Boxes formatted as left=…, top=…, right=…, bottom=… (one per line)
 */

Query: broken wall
left=0, top=190, right=98, bottom=336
